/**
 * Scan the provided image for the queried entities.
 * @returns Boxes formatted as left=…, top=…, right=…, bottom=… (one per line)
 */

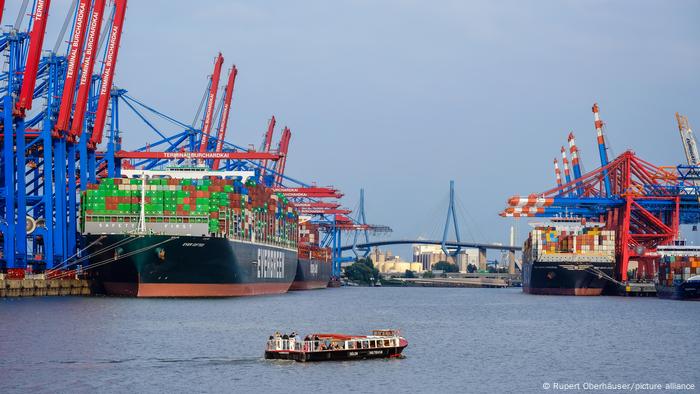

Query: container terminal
left=0, top=0, right=390, bottom=297
left=501, top=106, right=700, bottom=298
left=1, top=1, right=700, bottom=299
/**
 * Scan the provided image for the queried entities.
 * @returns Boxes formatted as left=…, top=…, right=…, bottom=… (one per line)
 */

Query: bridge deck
left=341, top=239, right=521, bottom=252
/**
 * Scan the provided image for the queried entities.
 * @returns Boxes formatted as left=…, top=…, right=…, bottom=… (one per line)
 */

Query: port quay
left=0, top=1, right=697, bottom=393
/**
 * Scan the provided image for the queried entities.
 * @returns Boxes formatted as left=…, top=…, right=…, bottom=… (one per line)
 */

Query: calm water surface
left=1, top=287, right=698, bottom=393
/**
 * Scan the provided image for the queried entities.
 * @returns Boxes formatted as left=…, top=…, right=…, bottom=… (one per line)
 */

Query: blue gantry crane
left=0, top=0, right=382, bottom=279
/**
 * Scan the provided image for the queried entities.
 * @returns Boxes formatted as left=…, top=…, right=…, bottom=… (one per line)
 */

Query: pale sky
left=4, top=1, right=700, bottom=258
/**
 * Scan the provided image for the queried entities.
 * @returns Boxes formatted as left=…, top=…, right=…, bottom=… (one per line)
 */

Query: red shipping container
left=6, top=268, right=25, bottom=280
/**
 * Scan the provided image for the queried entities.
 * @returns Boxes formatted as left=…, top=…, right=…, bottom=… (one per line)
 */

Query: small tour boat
left=264, top=329, right=408, bottom=362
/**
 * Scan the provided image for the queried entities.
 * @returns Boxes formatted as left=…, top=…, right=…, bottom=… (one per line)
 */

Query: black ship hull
left=656, top=282, right=700, bottom=301
left=523, top=260, right=613, bottom=296
left=289, top=257, right=332, bottom=291
left=265, top=346, right=406, bottom=362
left=86, top=234, right=298, bottom=297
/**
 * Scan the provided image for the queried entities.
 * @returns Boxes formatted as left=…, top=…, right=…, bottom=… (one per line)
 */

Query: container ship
left=291, top=219, right=332, bottom=290
left=522, top=219, right=616, bottom=296
left=80, top=171, right=302, bottom=297
left=655, top=244, right=700, bottom=301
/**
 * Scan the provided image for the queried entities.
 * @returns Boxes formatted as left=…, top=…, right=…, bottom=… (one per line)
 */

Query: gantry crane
left=502, top=103, right=700, bottom=283
left=676, top=113, right=699, bottom=166
left=198, top=53, right=224, bottom=156
left=1, top=0, right=128, bottom=269
left=212, top=66, right=238, bottom=170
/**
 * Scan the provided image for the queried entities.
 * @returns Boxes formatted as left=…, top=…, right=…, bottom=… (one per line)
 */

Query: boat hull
left=86, top=234, right=298, bottom=297
left=265, top=345, right=407, bottom=362
left=656, top=282, right=700, bottom=301
left=289, top=257, right=332, bottom=291
left=523, top=260, right=613, bottom=296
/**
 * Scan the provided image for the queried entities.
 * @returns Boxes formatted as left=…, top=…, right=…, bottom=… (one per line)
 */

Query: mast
left=138, top=174, right=146, bottom=233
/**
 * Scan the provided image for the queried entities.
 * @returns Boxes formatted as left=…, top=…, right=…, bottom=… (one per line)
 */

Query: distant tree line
left=344, top=258, right=380, bottom=285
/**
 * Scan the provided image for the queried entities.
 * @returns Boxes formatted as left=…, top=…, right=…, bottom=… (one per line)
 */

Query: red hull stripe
left=104, top=282, right=292, bottom=297
left=523, top=286, right=603, bottom=296
left=289, top=280, right=329, bottom=291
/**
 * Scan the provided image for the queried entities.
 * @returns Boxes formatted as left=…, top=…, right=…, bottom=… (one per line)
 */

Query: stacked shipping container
left=658, top=256, right=700, bottom=286
left=81, top=177, right=299, bottom=248
left=297, top=220, right=330, bottom=260
left=298, top=220, right=320, bottom=245
left=524, top=224, right=616, bottom=262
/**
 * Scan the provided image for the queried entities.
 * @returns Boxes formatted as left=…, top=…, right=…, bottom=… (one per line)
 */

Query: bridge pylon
left=441, top=180, right=462, bottom=260
left=352, top=188, right=371, bottom=258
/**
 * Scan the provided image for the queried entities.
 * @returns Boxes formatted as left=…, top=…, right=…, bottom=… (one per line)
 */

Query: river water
left=1, top=287, right=698, bottom=393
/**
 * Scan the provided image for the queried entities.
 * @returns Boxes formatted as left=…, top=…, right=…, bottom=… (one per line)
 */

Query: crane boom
left=568, top=132, right=584, bottom=196
left=15, top=0, right=52, bottom=115
left=271, top=186, right=342, bottom=199
left=292, top=202, right=341, bottom=209
left=90, top=0, right=128, bottom=148
left=274, top=127, right=291, bottom=186
left=592, top=102, right=612, bottom=195
left=115, top=151, right=282, bottom=160
left=55, top=0, right=91, bottom=135
left=561, top=147, right=572, bottom=185
left=676, top=112, right=699, bottom=166
left=211, top=65, right=238, bottom=170
left=260, top=116, right=276, bottom=177
left=553, top=158, right=562, bottom=188
left=69, top=0, right=106, bottom=138
left=198, top=53, right=224, bottom=154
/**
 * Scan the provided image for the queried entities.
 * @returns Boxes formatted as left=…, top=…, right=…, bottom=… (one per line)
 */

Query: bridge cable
left=420, top=193, right=449, bottom=240
left=454, top=195, right=483, bottom=242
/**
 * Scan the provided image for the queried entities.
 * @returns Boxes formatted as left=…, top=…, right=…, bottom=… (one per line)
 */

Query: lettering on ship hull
left=257, top=249, right=285, bottom=279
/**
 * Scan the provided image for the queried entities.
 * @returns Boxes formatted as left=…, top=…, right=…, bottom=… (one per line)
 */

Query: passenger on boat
left=289, top=332, right=296, bottom=350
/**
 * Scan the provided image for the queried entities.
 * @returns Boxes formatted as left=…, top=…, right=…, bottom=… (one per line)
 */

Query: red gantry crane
left=90, top=0, right=128, bottom=149
left=14, top=0, right=51, bottom=116
left=211, top=66, right=238, bottom=170
left=55, top=0, right=91, bottom=138
left=274, top=127, right=291, bottom=186
left=198, top=53, right=224, bottom=155
left=260, top=116, right=277, bottom=178
left=69, top=0, right=107, bottom=140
